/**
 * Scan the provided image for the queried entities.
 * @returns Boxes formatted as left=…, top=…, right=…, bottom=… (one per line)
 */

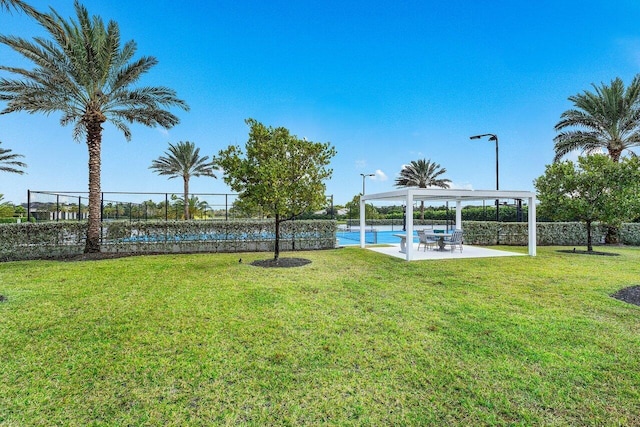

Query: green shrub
left=0, top=220, right=337, bottom=261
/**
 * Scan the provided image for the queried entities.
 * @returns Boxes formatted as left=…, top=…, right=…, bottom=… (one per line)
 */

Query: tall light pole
left=360, top=173, right=375, bottom=195
left=470, top=133, right=500, bottom=240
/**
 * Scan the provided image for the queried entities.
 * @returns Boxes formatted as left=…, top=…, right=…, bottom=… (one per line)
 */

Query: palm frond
left=0, top=141, right=27, bottom=174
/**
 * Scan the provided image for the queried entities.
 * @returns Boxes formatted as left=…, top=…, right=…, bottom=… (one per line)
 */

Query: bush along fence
left=462, top=221, right=610, bottom=246
left=2, top=220, right=639, bottom=262
left=353, top=219, right=612, bottom=246
left=0, top=220, right=337, bottom=262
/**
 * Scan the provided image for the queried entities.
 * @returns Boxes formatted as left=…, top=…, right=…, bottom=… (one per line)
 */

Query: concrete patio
left=366, top=243, right=524, bottom=261
left=359, top=188, right=537, bottom=261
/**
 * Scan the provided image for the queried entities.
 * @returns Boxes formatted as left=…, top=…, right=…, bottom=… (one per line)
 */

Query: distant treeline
left=299, top=204, right=551, bottom=222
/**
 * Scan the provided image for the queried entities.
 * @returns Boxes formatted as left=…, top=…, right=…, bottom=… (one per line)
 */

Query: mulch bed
left=251, top=258, right=311, bottom=268
left=612, top=286, right=640, bottom=307
left=557, top=249, right=619, bottom=256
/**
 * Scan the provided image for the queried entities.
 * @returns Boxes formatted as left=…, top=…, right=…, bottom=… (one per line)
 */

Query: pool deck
left=365, top=243, right=524, bottom=261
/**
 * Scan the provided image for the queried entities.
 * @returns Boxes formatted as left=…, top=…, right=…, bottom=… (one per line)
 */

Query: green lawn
left=1, top=247, right=639, bottom=426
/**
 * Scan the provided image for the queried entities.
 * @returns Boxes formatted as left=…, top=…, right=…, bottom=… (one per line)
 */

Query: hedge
left=461, top=221, right=608, bottom=246
left=350, top=220, right=612, bottom=246
left=1, top=220, right=636, bottom=261
left=0, top=220, right=337, bottom=262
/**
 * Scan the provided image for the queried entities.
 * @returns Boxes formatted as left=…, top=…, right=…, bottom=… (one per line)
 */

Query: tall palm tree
left=0, top=141, right=26, bottom=174
left=395, top=158, right=451, bottom=220
left=150, top=141, right=216, bottom=220
left=0, top=1, right=188, bottom=252
left=554, top=76, right=640, bottom=162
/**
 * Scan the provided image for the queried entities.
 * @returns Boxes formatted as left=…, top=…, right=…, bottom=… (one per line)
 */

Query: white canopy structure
left=359, top=188, right=537, bottom=261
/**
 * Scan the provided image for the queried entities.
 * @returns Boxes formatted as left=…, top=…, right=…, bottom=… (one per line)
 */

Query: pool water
left=336, top=230, right=420, bottom=246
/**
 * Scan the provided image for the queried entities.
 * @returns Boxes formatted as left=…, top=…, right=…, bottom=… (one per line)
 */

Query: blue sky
left=2, top=0, right=640, bottom=206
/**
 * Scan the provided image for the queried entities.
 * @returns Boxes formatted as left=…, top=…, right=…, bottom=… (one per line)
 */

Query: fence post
left=27, top=190, right=31, bottom=222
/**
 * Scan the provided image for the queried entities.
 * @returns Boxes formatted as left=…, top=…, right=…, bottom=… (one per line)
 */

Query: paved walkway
left=366, top=243, right=524, bottom=261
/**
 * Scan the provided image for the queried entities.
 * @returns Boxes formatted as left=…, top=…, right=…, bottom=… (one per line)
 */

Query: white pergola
left=359, top=188, right=537, bottom=261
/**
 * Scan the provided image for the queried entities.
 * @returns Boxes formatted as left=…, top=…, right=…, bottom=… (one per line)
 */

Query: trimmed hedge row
left=461, top=221, right=608, bottom=246
left=0, top=220, right=337, bottom=261
left=1, top=220, right=638, bottom=261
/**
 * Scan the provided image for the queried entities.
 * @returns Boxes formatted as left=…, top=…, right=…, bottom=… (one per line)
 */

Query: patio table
left=422, top=232, right=453, bottom=251
left=393, top=233, right=408, bottom=253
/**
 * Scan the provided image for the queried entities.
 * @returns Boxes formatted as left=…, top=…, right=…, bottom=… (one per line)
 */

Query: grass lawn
left=1, top=246, right=639, bottom=425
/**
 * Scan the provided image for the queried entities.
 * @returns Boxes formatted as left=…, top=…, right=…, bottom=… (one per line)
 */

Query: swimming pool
left=336, top=229, right=420, bottom=246
left=336, top=225, right=456, bottom=246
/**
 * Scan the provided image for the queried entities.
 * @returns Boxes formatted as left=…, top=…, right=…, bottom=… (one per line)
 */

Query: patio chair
left=417, top=230, right=438, bottom=251
left=444, top=229, right=464, bottom=252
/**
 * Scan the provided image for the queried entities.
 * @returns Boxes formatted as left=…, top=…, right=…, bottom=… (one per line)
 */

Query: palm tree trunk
left=183, top=176, right=189, bottom=220
left=420, top=201, right=425, bottom=221
left=84, top=120, right=103, bottom=253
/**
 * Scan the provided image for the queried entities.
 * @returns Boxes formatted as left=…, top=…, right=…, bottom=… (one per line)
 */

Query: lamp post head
left=470, top=133, right=497, bottom=141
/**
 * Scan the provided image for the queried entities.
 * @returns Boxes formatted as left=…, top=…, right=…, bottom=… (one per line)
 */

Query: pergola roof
left=360, top=188, right=536, bottom=203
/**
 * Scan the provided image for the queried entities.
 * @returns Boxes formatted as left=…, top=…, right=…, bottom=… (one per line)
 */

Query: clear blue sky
left=2, top=0, right=640, bottom=206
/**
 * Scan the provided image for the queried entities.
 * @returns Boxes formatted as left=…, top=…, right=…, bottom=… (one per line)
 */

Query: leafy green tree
left=216, top=119, right=336, bottom=260
left=150, top=141, right=215, bottom=220
left=395, top=158, right=451, bottom=220
left=534, top=155, right=640, bottom=251
left=0, top=141, right=26, bottom=174
left=0, top=1, right=188, bottom=252
left=554, top=76, right=640, bottom=162
left=345, top=193, right=379, bottom=220
left=14, top=204, right=25, bottom=218
left=0, top=193, right=10, bottom=217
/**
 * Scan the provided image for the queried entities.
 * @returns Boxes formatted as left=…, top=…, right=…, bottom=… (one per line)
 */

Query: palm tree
left=554, top=76, right=640, bottom=162
left=150, top=141, right=216, bottom=220
left=0, top=141, right=26, bottom=174
left=0, top=1, right=188, bottom=252
left=0, top=0, right=31, bottom=13
left=395, top=158, right=451, bottom=220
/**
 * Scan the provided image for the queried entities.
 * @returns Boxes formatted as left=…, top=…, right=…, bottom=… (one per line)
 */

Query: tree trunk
left=183, top=176, right=189, bottom=220
left=274, top=213, right=280, bottom=260
left=586, top=220, right=593, bottom=252
left=610, top=149, right=621, bottom=163
left=420, top=201, right=425, bottom=221
left=84, top=118, right=104, bottom=253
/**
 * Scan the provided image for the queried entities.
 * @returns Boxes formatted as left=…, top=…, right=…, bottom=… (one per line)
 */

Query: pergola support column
left=528, top=195, right=537, bottom=256
left=359, top=196, right=366, bottom=248
left=406, top=191, right=414, bottom=261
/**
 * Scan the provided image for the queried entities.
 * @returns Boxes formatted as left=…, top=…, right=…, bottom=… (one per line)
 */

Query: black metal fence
left=26, top=190, right=244, bottom=222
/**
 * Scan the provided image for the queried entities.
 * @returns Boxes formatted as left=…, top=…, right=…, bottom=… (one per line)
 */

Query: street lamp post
left=470, top=133, right=500, bottom=241
left=360, top=173, right=375, bottom=195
